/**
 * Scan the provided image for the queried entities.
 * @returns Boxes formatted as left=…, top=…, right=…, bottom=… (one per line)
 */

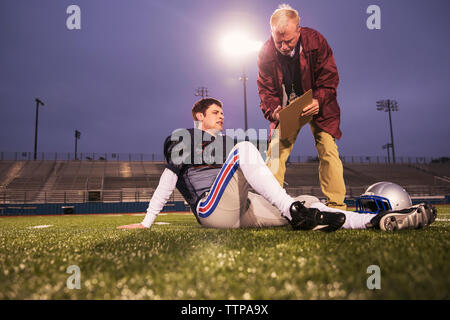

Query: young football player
left=118, top=98, right=436, bottom=232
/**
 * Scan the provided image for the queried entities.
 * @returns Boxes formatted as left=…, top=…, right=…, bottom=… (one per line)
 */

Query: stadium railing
left=0, top=189, right=185, bottom=204
left=0, top=151, right=447, bottom=165
left=1, top=185, right=448, bottom=205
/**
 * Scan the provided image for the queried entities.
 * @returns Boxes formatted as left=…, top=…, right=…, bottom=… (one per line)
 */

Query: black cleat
left=367, top=203, right=437, bottom=231
left=288, top=201, right=346, bottom=232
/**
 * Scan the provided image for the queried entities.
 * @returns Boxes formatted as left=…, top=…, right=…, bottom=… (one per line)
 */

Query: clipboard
left=278, top=89, right=313, bottom=140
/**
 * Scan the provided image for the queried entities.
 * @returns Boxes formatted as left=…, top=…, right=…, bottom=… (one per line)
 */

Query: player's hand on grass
left=117, top=223, right=147, bottom=230
left=301, top=99, right=319, bottom=117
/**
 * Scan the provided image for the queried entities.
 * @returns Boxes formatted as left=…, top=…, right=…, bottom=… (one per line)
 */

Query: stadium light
left=74, top=130, right=81, bottom=160
left=376, top=99, right=399, bottom=163
left=220, top=31, right=263, bottom=131
left=195, top=87, right=209, bottom=99
left=220, top=32, right=263, bottom=57
left=33, top=98, right=45, bottom=160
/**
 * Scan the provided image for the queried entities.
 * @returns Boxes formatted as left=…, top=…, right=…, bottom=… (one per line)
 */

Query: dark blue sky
left=1, top=0, right=449, bottom=158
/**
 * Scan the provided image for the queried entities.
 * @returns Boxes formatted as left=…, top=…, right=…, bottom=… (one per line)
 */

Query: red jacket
left=257, top=27, right=342, bottom=139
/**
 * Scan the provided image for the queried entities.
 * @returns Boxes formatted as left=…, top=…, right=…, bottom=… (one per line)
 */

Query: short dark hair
left=192, top=98, right=223, bottom=121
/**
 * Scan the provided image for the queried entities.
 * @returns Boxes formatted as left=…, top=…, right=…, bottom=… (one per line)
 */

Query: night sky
left=1, top=0, right=449, bottom=158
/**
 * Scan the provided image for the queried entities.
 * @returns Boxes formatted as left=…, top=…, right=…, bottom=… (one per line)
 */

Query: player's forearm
left=141, top=168, right=177, bottom=228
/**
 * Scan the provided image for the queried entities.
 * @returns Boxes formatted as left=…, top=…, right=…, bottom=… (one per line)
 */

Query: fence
left=0, top=151, right=447, bottom=165
left=0, top=201, right=190, bottom=216
left=0, top=151, right=166, bottom=162
left=2, top=185, right=448, bottom=205
left=289, top=155, right=446, bottom=165
left=286, top=185, right=450, bottom=199
left=0, top=189, right=185, bottom=204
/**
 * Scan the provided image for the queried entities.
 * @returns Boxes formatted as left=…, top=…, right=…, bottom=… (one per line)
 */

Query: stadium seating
left=0, top=159, right=448, bottom=204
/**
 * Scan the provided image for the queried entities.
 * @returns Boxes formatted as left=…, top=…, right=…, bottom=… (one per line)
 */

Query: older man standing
left=257, top=4, right=346, bottom=209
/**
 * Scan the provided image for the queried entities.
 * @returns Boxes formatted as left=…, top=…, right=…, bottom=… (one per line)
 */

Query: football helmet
left=356, top=181, right=412, bottom=214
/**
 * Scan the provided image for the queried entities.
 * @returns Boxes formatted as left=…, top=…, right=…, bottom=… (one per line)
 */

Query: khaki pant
left=266, top=121, right=347, bottom=210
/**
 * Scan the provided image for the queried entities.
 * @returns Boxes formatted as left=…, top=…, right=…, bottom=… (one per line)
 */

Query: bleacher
left=0, top=159, right=448, bottom=204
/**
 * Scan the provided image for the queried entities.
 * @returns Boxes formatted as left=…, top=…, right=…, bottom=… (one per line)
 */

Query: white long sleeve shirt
left=141, top=168, right=178, bottom=228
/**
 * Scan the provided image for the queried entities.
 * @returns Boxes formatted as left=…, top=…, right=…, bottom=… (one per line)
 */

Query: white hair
left=270, top=4, right=300, bottom=33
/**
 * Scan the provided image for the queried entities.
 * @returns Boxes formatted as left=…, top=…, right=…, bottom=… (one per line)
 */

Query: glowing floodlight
left=220, top=30, right=263, bottom=131
left=220, top=31, right=263, bottom=57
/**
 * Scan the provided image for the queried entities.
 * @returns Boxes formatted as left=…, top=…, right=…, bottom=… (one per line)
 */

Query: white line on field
left=29, top=225, right=53, bottom=229
left=436, top=218, right=450, bottom=222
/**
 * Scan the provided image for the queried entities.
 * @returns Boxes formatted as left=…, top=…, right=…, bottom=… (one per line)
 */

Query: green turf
left=0, top=206, right=449, bottom=300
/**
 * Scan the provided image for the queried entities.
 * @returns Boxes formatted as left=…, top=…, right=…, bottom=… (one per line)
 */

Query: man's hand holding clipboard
left=275, top=89, right=317, bottom=140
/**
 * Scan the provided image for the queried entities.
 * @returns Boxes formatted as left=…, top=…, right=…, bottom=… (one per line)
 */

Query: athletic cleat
left=368, top=203, right=437, bottom=231
left=289, top=201, right=346, bottom=232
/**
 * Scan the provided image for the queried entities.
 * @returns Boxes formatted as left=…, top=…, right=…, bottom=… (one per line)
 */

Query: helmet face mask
left=355, top=182, right=412, bottom=214
left=356, top=195, right=392, bottom=214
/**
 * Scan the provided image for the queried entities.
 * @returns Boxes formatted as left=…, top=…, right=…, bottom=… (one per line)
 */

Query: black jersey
left=163, top=128, right=236, bottom=218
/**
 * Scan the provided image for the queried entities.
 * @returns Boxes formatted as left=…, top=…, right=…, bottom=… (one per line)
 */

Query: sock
left=309, top=202, right=374, bottom=229
left=236, top=141, right=294, bottom=220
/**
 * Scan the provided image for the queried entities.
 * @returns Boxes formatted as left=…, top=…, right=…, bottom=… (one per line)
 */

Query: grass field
left=0, top=206, right=449, bottom=300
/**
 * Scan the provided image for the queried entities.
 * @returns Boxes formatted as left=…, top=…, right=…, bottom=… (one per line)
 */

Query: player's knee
left=234, top=141, right=257, bottom=152
left=234, top=141, right=262, bottom=164
left=294, top=195, right=320, bottom=207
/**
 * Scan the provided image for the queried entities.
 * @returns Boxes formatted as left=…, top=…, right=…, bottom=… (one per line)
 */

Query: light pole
left=240, top=64, right=248, bottom=131
left=74, top=130, right=81, bottom=160
left=34, top=98, right=45, bottom=160
left=220, top=32, right=262, bottom=131
left=195, top=87, right=209, bottom=99
left=382, top=143, right=392, bottom=163
left=376, top=99, right=398, bottom=163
